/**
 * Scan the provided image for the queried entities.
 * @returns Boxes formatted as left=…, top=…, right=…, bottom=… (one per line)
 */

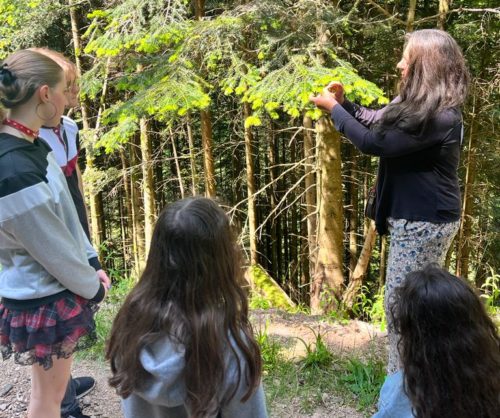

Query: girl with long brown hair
left=107, top=197, right=266, bottom=418
left=0, top=50, right=109, bottom=418
left=310, top=29, right=470, bottom=374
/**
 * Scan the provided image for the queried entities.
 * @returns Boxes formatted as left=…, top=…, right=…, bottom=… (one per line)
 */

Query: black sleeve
left=330, top=105, right=453, bottom=157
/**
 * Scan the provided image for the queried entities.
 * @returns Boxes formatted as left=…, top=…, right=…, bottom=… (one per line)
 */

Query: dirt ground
left=0, top=310, right=386, bottom=418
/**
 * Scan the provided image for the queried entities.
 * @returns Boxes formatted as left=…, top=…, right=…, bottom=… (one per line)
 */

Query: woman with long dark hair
left=310, top=29, right=470, bottom=373
left=374, top=264, right=500, bottom=417
left=106, top=197, right=267, bottom=418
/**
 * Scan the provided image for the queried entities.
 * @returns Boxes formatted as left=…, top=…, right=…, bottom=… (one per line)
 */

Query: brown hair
left=0, top=50, right=63, bottom=120
left=378, top=29, right=470, bottom=134
left=107, top=197, right=262, bottom=418
left=28, top=48, right=77, bottom=88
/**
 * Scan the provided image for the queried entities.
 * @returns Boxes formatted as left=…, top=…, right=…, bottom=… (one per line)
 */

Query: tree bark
left=193, top=0, right=205, bottom=20
left=171, top=129, right=185, bottom=199
left=406, top=0, right=418, bottom=32
left=438, top=0, right=449, bottom=30
left=303, top=116, right=317, bottom=304
left=130, top=138, right=145, bottom=276
left=267, top=123, right=279, bottom=281
left=348, top=147, right=359, bottom=274
left=201, top=110, right=216, bottom=197
left=312, top=117, right=344, bottom=314
left=139, top=117, right=156, bottom=256
left=186, top=114, right=198, bottom=195
left=342, top=221, right=377, bottom=308
left=243, top=103, right=259, bottom=265
left=119, top=148, right=133, bottom=269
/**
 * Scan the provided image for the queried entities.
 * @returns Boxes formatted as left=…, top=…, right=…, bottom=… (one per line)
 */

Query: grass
left=258, top=327, right=385, bottom=416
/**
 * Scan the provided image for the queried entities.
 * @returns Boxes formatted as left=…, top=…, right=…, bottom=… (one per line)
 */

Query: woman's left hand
left=309, top=87, right=339, bottom=112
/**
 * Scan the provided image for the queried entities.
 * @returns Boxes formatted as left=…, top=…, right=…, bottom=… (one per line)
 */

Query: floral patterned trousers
left=385, top=217, right=460, bottom=374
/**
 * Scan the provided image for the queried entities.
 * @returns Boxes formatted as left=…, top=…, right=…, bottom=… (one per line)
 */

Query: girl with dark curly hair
left=106, top=197, right=267, bottom=418
left=373, top=264, right=500, bottom=418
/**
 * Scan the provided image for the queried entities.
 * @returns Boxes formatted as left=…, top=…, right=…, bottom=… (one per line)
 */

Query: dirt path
left=0, top=311, right=386, bottom=418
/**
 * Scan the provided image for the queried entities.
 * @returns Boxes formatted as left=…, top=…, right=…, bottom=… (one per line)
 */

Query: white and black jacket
left=0, top=133, right=104, bottom=309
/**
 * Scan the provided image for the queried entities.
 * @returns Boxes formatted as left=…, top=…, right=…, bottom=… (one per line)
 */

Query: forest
left=0, top=0, right=498, bottom=317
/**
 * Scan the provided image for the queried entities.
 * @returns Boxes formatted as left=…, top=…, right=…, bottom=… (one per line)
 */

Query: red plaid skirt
left=0, top=293, right=98, bottom=370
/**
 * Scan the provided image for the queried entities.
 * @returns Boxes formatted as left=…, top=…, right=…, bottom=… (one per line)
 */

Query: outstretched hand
left=309, top=81, right=344, bottom=112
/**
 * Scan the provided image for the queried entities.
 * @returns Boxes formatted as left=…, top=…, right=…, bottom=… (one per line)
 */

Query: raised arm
left=330, top=105, right=460, bottom=157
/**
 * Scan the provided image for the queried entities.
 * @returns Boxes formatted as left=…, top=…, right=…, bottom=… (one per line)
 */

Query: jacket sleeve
left=1, top=173, right=103, bottom=301
left=330, top=104, right=451, bottom=157
left=341, top=99, right=388, bottom=128
left=83, top=230, right=102, bottom=271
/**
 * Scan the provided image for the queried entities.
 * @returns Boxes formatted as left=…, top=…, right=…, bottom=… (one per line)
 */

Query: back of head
left=107, top=197, right=261, bottom=418
left=379, top=29, right=469, bottom=134
left=28, top=48, right=77, bottom=89
left=394, top=264, right=500, bottom=418
left=0, top=50, right=63, bottom=119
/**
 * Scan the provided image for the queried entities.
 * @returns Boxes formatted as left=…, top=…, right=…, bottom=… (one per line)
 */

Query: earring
left=36, top=101, right=57, bottom=121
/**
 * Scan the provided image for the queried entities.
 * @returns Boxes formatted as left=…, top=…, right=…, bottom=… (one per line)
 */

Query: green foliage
left=255, top=323, right=284, bottom=373
left=340, top=358, right=386, bottom=409
left=244, top=54, right=388, bottom=122
left=0, top=0, right=64, bottom=57
left=480, top=266, right=500, bottom=316
left=298, top=328, right=334, bottom=370
left=352, top=285, right=386, bottom=331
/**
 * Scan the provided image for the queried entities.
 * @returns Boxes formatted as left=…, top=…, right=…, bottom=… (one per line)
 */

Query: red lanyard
left=2, top=118, right=39, bottom=138
left=52, top=125, right=68, bottom=159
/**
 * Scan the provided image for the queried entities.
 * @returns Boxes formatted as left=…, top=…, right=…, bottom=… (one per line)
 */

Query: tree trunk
left=342, top=221, right=377, bottom=308
left=139, top=117, right=156, bottom=256
left=267, top=123, right=279, bottom=281
left=186, top=114, right=198, bottom=195
left=457, top=86, right=477, bottom=280
left=192, top=0, right=216, bottom=198
left=130, top=138, right=145, bottom=276
left=312, top=117, right=344, bottom=314
left=303, top=116, right=317, bottom=305
left=348, top=147, right=359, bottom=274
left=289, top=134, right=299, bottom=294
left=201, top=110, right=216, bottom=197
left=170, top=129, right=185, bottom=199
left=119, top=148, right=133, bottom=269
left=406, top=0, right=417, bottom=32
left=243, top=103, right=258, bottom=265
left=438, top=0, right=449, bottom=30
left=193, top=0, right=205, bottom=20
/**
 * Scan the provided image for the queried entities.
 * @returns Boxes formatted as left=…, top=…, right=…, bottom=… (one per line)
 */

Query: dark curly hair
left=393, top=264, right=500, bottom=418
left=106, top=197, right=262, bottom=418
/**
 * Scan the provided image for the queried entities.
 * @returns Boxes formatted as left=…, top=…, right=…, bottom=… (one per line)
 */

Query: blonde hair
left=0, top=50, right=63, bottom=119
left=28, top=48, right=77, bottom=87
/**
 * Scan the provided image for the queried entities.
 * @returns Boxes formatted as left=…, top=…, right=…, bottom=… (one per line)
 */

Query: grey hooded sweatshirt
left=121, top=336, right=268, bottom=418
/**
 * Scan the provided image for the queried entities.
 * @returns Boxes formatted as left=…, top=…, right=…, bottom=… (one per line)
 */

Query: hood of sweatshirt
left=133, top=336, right=187, bottom=407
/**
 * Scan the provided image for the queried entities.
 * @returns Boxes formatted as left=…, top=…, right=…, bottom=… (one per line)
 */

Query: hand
left=97, top=269, right=111, bottom=298
left=326, top=81, right=345, bottom=104
left=309, top=87, right=339, bottom=112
